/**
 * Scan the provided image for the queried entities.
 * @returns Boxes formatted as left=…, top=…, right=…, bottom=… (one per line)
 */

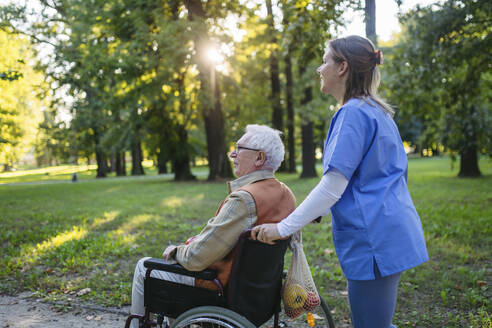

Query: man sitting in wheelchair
left=129, top=124, right=296, bottom=327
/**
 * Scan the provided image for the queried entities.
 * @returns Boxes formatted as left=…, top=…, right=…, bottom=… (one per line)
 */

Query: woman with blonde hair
left=252, top=35, right=428, bottom=328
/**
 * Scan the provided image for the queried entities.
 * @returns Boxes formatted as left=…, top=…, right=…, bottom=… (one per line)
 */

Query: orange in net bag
left=282, top=231, right=321, bottom=318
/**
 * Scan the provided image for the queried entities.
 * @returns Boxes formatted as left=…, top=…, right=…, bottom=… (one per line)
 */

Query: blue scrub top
left=323, top=98, right=428, bottom=280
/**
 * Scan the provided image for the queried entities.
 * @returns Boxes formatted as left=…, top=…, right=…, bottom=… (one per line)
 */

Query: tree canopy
left=1, top=0, right=490, bottom=178
left=0, top=29, right=47, bottom=170
left=383, top=0, right=492, bottom=176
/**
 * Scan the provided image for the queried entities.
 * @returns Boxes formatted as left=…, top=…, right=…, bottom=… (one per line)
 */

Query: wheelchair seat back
left=227, top=234, right=290, bottom=327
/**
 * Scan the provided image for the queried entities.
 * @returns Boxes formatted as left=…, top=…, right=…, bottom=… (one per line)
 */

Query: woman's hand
left=251, top=223, right=281, bottom=245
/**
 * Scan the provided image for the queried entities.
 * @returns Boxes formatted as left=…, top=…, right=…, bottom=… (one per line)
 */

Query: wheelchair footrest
left=144, top=277, right=226, bottom=319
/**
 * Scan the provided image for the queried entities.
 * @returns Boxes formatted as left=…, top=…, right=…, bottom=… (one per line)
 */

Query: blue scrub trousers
left=347, top=262, right=401, bottom=328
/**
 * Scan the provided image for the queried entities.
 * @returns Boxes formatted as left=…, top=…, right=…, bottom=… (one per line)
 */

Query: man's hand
left=251, top=223, right=281, bottom=245
left=162, top=245, right=177, bottom=260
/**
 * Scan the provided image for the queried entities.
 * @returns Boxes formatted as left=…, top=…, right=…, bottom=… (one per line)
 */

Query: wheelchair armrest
left=143, top=258, right=218, bottom=281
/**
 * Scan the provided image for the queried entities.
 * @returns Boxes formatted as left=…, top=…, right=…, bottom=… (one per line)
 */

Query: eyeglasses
left=233, top=144, right=261, bottom=154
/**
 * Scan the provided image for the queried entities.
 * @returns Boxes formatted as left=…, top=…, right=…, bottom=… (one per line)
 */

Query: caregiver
left=251, top=35, right=428, bottom=328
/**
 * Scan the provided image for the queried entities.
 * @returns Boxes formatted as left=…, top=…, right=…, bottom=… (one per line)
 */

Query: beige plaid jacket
left=171, top=170, right=275, bottom=271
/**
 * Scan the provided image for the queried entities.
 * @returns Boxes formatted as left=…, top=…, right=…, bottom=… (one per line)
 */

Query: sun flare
left=205, top=47, right=224, bottom=64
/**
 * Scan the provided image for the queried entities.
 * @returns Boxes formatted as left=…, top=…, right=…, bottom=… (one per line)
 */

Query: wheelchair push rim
left=171, top=306, right=256, bottom=328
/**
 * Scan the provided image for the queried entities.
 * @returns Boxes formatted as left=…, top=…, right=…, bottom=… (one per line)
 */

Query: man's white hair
left=242, top=124, right=285, bottom=171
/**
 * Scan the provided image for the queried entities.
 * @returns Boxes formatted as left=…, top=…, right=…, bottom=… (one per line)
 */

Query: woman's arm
left=252, top=169, right=348, bottom=243
left=278, top=168, right=348, bottom=237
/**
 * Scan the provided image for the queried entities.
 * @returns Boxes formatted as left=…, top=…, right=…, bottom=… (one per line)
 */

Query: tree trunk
left=95, top=148, right=107, bottom=178
left=115, top=151, right=126, bottom=176
left=365, top=0, right=377, bottom=46
left=173, top=74, right=196, bottom=181
left=300, top=121, right=317, bottom=178
left=458, top=145, right=481, bottom=177
left=285, top=46, right=296, bottom=173
left=108, top=154, right=115, bottom=173
left=131, top=139, right=145, bottom=175
left=203, top=73, right=233, bottom=180
left=155, top=103, right=170, bottom=175
left=93, top=130, right=107, bottom=178
left=299, top=66, right=317, bottom=178
left=173, top=125, right=196, bottom=181
left=121, top=152, right=126, bottom=175
left=157, top=149, right=168, bottom=174
left=266, top=0, right=286, bottom=172
left=115, top=153, right=121, bottom=175
left=185, top=0, right=233, bottom=181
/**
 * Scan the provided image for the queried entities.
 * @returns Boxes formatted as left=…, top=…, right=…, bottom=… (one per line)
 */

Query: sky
left=338, top=0, right=438, bottom=42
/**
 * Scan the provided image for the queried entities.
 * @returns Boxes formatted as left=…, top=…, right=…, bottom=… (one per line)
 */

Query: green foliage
left=1, top=0, right=356, bottom=178
left=0, top=29, right=47, bottom=170
left=0, top=69, right=23, bottom=81
left=383, top=0, right=492, bottom=173
left=0, top=157, right=490, bottom=327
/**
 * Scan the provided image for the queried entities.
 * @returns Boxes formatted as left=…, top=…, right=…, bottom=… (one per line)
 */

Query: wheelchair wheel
left=171, top=306, right=256, bottom=328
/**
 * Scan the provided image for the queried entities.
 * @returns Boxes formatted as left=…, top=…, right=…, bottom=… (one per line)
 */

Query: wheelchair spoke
left=171, top=306, right=256, bottom=328
left=176, top=317, right=236, bottom=328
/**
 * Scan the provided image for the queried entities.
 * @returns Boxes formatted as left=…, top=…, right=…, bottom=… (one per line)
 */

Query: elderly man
left=129, top=124, right=296, bottom=327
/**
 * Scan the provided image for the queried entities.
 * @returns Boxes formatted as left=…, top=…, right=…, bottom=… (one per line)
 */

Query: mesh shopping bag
left=282, top=231, right=321, bottom=318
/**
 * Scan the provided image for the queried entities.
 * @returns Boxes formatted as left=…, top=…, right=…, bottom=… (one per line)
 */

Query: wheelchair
left=125, top=229, right=335, bottom=328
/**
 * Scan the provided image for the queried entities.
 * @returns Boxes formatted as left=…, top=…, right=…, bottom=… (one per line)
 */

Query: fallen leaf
left=324, top=248, right=334, bottom=255
left=77, top=288, right=91, bottom=296
left=477, top=281, right=486, bottom=287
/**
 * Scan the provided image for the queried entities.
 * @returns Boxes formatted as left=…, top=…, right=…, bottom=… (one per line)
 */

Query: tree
left=282, top=9, right=296, bottom=173
left=281, top=0, right=347, bottom=178
left=265, top=0, right=285, bottom=173
left=4, top=0, right=201, bottom=179
left=385, top=0, right=492, bottom=177
left=184, top=0, right=234, bottom=181
left=2, top=0, right=358, bottom=179
left=0, top=29, right=45, bottom=171
left=365, top=0, right=377, bottom=45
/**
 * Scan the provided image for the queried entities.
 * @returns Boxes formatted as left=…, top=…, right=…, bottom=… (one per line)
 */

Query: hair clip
left=375, top=50, right=383, bottom=65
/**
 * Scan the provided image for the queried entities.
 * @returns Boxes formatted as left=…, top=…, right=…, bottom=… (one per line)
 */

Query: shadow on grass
left=0, top=178, right=227, bottom=305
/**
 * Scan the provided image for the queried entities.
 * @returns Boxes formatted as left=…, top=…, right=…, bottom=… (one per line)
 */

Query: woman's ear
left=338, top=61, right=348, bottom=77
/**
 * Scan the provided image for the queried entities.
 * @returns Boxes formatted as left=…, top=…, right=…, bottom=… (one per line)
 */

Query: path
left=0, top=293, right=129, bottom=328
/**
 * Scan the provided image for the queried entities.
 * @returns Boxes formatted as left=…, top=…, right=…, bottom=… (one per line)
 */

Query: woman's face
left=316, top=48, right=345, bottom=97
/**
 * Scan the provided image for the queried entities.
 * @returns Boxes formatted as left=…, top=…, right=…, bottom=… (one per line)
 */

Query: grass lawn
left=1, top=156, right=490, bottom=327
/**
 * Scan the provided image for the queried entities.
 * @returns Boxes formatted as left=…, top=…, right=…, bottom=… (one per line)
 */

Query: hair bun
left=375, top=50, right=383, bottom=65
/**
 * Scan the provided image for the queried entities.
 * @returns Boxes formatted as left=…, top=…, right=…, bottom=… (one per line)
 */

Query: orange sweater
left=195, top=177, right=296, bottom=291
